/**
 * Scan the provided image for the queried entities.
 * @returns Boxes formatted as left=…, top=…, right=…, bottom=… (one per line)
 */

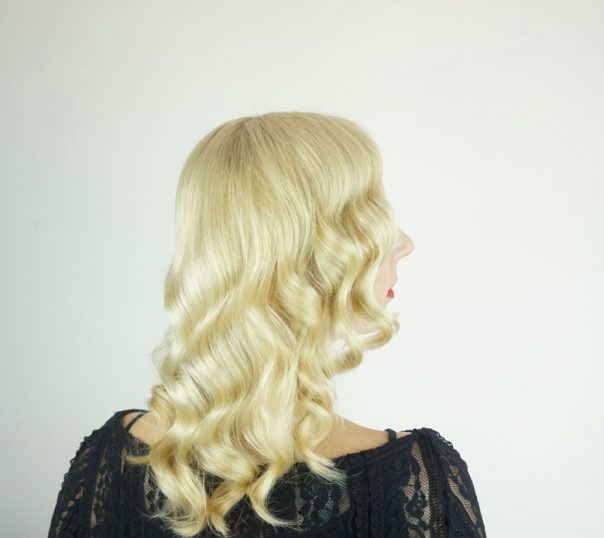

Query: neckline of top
left=114, top=408, right=421, bottom=468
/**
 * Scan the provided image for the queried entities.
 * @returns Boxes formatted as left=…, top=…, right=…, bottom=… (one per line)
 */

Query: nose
left=394, top=230, right=414, bottom=259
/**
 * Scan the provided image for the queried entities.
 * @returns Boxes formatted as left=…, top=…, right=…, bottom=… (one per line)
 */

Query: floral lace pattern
left=48, top=409, right=487, bottom=537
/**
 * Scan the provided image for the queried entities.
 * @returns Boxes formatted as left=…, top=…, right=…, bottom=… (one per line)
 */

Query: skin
left=123, top=227, right=415, bottom=455
left=323, top=226, right=415, bottom=454
left=375, top=227, right=415, bottom=306
left=350, top=226, right=415, bottom=335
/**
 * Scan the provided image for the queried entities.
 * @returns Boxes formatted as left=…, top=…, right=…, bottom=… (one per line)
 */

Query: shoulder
left=121, top=409, right=148, bottom=430
left=351, top=423, right=412, bottom=446
left=323, top=417, right=412, bottom=457
left=120, top=409, right=161, bottom=447
left=421, top=427, right=470, bottom=459
left=51, top=412, right=133, bottom=505
left=70, top=411, right=122, bottom=453
left=65, top=409, right=148, bottom=458
left=416, top=428, right=488, bottom=533
left=48, top=410, right=146, bottom=535
left=414, top=427, right=482, bottom=503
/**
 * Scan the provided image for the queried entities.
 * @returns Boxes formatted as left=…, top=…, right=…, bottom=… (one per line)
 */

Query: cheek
left=373, top=265, right=388, bottom=293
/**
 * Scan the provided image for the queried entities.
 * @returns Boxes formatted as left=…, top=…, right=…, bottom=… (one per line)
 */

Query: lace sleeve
left=47, top=427, right=103, bottom=537
left=423, top=428, right=487, bottom=537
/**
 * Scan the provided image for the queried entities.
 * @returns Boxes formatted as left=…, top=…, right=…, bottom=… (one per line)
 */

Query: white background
left=1, top=1, right=602, bottom=536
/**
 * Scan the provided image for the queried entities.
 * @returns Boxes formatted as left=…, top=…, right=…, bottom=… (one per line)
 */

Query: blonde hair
left=126, top=111, right=401, bottom=536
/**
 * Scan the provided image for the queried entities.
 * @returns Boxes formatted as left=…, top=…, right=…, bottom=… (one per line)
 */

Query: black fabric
left=48, top=408, right=487, bottom=537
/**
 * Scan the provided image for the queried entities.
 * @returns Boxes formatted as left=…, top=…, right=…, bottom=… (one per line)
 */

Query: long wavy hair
left=125, top=111, right=401, bottom=537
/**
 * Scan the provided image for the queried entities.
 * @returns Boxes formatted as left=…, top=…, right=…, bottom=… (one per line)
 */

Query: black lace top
left=48, top=408, right=487, bottom=537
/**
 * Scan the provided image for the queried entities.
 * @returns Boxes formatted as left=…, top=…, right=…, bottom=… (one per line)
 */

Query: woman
left=48, top=111, right=487, bottom=537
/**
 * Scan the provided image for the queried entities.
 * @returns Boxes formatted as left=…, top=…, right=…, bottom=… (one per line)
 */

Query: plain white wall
left=1, top=1, right=602, bottom=536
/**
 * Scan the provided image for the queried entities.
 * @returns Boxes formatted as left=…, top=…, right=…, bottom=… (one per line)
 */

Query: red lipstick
left=387, top=288, right=394, bottom=298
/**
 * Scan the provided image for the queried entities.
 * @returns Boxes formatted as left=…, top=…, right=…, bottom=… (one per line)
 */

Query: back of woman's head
left=126, top=111, right=401, bottom=537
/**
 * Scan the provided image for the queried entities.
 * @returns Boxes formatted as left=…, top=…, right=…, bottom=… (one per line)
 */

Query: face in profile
left=348, top=227, right=414, bottom=336
left=374, top=227, right=414, bottom=306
